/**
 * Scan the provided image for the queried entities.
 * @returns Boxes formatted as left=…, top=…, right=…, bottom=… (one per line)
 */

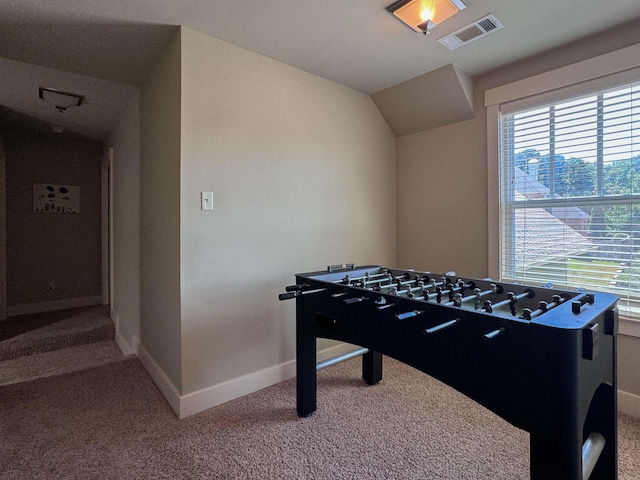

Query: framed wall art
left=33, top=183, right=80, bottom=214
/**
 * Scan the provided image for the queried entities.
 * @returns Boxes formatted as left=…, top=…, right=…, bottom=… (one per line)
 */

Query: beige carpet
left=1, top=355, right=639, bottom=479
left=0, top=306, right=114, bottom=361
left=0, top=339, right=128, bottom=386
left=0, top=306, right=106, bottom=341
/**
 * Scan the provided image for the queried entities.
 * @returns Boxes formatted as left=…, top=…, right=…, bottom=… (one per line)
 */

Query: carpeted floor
left=1, top=355, right=639, bottom=479
left=0, top=306, right=113, bottom=362
left=0, top=339, right=127, bottom=386
left=0, top=305, right=125, bottom=385
left=0, top=306, right=106, bottom=342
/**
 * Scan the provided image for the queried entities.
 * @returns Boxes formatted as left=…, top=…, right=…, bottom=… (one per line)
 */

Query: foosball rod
left=334, top=269, right=424, bottom=285
left=441, top=286, right=499, bottom=307
left=332, top=272, right=387, bottom=284
left=316, top=347, right=369, bottom=371
left=385, top=283, right=452, bottom=297
left=387, top=284, right=470, bottom=302
left=364, top=275, right=418, bottom=287
left=418, top=284, right=468, bottom=302
left=521, top=295, right=566, bottom=320
left=364, top=272, right=455, bottom=288
left=376, top=278, right=456, bottom=295
left=375, top=279, right=417, bottom=289
left=459, top=286, right=499, bottom=304
left=484, top=290, right=534, bottom=312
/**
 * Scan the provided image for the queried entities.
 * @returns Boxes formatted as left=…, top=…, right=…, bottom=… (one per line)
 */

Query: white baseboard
left=138, top=343, right=182, bottom=417
left=137, top=344, right=640, bottom=421
left=180, top=356, right=296, bottom=419
left=7, top=295, right=102, bottom=316
left=618, top=389, right=640, bottom=418
left=113, top=314, right=139, bottom=357
left=180, top=342, right=359, bottom=419
left=139, top=342, right=361, bottom=419
left=115, top=330, right=134, bottom=356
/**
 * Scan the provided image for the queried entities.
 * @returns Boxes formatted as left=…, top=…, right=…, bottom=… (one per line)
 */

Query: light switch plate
left=201, top=191, right=214, bottom=211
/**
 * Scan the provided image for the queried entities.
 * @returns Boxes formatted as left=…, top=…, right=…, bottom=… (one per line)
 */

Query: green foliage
left=532, top=154, right=596, bottom=197
left=603, top=156, right=640, bottom=195
left=515, top=150, right=640, bottom=235
left=516, top=150, right=640, bottom=198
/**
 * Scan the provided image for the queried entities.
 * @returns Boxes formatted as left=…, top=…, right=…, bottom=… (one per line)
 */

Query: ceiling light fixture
left=38, top=87, right=84, bottom=113
left=387, top=0, right=467, bottom=34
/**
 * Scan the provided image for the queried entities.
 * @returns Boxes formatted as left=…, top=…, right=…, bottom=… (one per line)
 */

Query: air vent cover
left=438, top=14, right=504, bottom=50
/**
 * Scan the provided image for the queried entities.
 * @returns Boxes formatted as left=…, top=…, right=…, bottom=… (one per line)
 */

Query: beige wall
left=396, top=117, right=486, bottom=277
left=140, top=31, right=182, bottom=390
left=397, top=19, right=640, bottom=278
left=179, top=27, right=396, bottom=394
left=618, top=334, right=640, bottom=395
left=4, top=130, right=102, bottom=307
left=108, top=93, right=141, bottom=350
left=396, top=25, right=640, bottom=397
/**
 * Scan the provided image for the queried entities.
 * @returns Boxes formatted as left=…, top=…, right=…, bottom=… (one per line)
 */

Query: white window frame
left=485, top=43, right=640, bottom=335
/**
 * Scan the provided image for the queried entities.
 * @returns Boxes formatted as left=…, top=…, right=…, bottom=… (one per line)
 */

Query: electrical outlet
left=201, top=191, right=214, bottom=211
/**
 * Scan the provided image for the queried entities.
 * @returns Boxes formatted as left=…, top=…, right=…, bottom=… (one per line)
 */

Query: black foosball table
left=279, top=264, right=619, bottom=480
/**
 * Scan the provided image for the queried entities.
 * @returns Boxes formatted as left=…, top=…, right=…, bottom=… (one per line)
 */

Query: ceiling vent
left=437, top=14, right=503, bottom=50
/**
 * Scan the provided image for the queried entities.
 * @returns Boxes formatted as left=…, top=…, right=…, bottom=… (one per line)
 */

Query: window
left=499, top=81, right=640, bottom=316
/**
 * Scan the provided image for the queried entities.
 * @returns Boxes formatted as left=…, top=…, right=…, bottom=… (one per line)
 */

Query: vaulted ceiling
left=1, top=0, right=640, bottom=139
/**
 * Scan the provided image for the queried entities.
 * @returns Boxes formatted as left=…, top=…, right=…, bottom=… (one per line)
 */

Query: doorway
left=0, top=135, right=6, bottom=321
left=1, top=130, right=109, bottom=318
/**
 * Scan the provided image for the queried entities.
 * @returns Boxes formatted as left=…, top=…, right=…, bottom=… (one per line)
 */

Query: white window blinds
left=499, top=81, right=640, bottom=316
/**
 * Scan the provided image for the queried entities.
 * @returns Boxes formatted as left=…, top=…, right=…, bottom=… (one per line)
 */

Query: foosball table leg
left=362, top=350, right=382, bottom=385
left=296, top=300, right=317, bottom=417
left=529, top=383, right=617, bottom=479
left=529, top=431, right=583, bottom=479
left=582, top=383, right=618, bottom=480
left=296, top=334, right=316, bottom=417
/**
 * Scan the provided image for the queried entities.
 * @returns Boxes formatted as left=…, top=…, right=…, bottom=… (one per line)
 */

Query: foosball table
left=279, top=264, right=619, bottom=480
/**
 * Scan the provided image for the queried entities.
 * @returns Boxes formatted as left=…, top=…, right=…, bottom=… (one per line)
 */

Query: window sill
left=620, top=316, right=640, bottom=338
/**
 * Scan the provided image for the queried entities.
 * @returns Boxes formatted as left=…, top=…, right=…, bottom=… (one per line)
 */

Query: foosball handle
left=278, top=288, right=327, bottom=301
left=377, top=303, right=395, bottom=311
left=423, top=318, right=461, bottom=334
left=484, top=326, right=507, bottom=340
left=572, top=293, right=595, bottom=314
left=396, top=310, right=424, bottom=321
left=344, top=296, right=369, bottom=305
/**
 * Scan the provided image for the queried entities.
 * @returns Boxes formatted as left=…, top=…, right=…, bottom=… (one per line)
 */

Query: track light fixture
left=387, top=0, right=467, bottom=34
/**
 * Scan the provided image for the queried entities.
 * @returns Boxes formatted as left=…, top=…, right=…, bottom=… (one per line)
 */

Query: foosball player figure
left=473, top=288, right=482, bottom=310
left=508, top=292, right=518, bottom=316
left=456, top=279, right=468, bottom=297
left=448, top=283, right=456, bottom=302
left=483, top=299, right=493, bottom=313
left=452, top=292, right=463, bottom=307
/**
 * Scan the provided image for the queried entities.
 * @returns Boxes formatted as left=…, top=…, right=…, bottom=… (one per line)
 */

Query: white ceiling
left=0, top=58, right=138, bottom=140
left=1, top=0, right=640, bottom=139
